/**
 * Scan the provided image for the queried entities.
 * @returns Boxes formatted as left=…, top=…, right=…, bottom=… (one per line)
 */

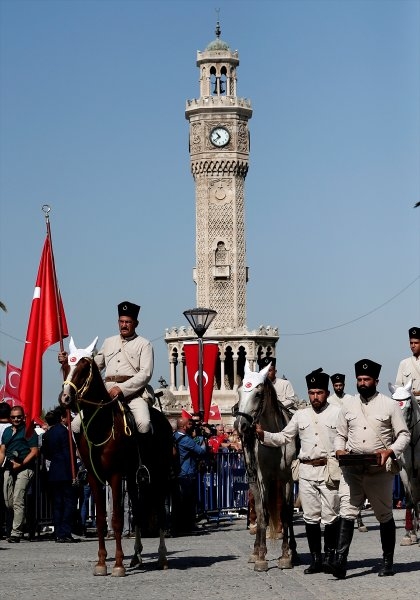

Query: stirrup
left=136, top=464, right=150, bottom=486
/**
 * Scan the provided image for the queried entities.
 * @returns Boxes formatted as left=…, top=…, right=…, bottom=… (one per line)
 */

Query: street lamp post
left=183, top=307, right=217, bottom=420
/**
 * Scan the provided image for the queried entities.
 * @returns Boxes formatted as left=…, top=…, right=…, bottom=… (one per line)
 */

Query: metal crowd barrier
left=197, top=451, right=249, bottom=521
left=25, top=451, right=249, bottom=535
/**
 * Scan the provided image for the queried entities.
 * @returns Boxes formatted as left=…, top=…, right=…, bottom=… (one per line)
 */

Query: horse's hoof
left=358, top=525, right=368, bottom=533
left=254, top=560, right=268, bottom=572
left=129, top=556, right=142, bottom=568
left=93, top=565, right=107, bottom=576
left=248, top=554, right=257, bottom=563
left=410, top=534, right=418, bottom=544
left=111, top=566, right=126, bottom=577
left=400, top=535, right=415, bottom=546
left=278, top=558, right=293, bottom=569
left=249, top=525, right=257, bottom=535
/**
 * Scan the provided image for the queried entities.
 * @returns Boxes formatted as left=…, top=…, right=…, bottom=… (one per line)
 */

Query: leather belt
left=105, top=375, right=133, bottom=383
left=300, top=458, right=328, bottom=466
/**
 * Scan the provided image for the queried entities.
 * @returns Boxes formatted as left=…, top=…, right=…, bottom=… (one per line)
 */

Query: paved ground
left=1, top=509, right=419, bottom=600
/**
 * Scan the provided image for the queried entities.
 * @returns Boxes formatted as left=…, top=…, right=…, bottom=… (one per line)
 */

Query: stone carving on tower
left=165, top=22, right=279, bottom=420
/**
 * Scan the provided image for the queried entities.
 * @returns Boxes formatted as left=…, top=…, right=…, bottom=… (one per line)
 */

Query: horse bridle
left=63, top=357, right=94, bottom=401
left=236, top=385, right=265, bottom=428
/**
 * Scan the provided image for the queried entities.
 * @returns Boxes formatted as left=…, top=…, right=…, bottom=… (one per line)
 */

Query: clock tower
left=164, top=23, right=278, bottom=418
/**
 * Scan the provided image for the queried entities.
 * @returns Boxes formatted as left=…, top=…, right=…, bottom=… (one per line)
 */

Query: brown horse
left=234, top=361, right=298, bottom=572
left=60, top=337, right=173, bottom=576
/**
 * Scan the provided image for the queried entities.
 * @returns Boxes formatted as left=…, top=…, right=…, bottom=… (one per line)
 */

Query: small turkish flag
left=1, top=362, right=22, bottom=406
left=208, top=404, right=221, bottom=421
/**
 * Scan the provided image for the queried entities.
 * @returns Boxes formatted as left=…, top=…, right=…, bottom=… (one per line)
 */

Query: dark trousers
left=50, top=481, right=77, bottom=539
left=171, top=476, right=198, bottom=534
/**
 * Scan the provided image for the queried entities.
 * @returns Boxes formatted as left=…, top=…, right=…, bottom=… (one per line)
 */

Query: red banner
left=184, top=340, right=219, bottom=423
left=19, top=236, right=68, bottom=434
left=0, top=362, right=22, bottom=408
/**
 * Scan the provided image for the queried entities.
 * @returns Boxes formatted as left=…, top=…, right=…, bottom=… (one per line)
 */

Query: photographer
left=191, top=413, right=214, bottom=442
left=171, top=417, right=207, bottom=535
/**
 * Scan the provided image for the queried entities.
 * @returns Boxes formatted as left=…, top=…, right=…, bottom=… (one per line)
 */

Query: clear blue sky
left=1, top=0, right=419, bottom=407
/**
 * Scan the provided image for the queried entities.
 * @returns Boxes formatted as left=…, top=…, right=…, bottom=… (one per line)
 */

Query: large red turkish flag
left=19, top=237, right=68, bottom=435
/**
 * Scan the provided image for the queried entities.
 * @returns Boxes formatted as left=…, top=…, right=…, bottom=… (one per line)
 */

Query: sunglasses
left=11, top=415, right=24, bottom=420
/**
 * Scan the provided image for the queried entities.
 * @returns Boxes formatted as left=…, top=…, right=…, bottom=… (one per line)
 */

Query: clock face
left=210, top=127, right=230, bottom=147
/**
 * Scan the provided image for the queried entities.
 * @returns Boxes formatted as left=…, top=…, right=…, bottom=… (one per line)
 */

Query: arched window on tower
left=210, top=65, right=226, bottom=96
left=220, top=66, right=227, bottom=96
left=213, top=241, right=230, bottom=280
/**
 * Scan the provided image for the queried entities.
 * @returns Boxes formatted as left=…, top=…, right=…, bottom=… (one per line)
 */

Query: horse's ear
left=69, top=337, right=77, bottom=355
left=404, top=379, right=413, bottom=393
left=86, top=336, right=99, bottom=357
left=259, top=362, right=271, bottom=380
left=244, top=360, right=252, bottom=376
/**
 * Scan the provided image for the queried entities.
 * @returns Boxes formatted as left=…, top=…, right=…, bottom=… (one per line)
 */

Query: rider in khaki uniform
left=395, top=327, right=420, bottom=399
left=59, top=301, right=154, bottom=435
left=333, top=359, right=410, bottom=579
left=260, top=357, right=298, bottom=413
left=256, top=368, right=341, bottom=575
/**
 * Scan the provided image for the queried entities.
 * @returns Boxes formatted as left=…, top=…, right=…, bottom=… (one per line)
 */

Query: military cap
left=306, top=368, right=329, bottom=391
left=409, top=327, right=420, bottom=340
left=354, top=358, right=381, bottom=379
left=118, top=301, right=140, bottom=320
left=259, top=356, right=276, bottom=369
left=330, top=373, right=345, bottom=384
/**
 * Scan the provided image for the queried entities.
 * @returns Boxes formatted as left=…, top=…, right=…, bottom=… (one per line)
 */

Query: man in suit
left=42, top=406, right=79, bottom=543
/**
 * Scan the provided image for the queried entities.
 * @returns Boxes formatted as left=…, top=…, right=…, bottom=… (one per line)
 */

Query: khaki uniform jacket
left=396, top=356, right=420, bottom=395
left=328, top=393, right=353, bottom=408
left=94, top=334, right=153, bottom=401
left=272, top=377, right=296, bottom=410
left=262, top=403, right=341, bottom=481
left=334, top=392, right=410, bottom=458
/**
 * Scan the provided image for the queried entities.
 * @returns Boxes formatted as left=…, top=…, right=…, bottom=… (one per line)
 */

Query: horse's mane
left=259, top=379, right=289, bottom=433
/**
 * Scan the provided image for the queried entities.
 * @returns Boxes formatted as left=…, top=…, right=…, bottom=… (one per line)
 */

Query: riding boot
left=323, top=518, right=340, bottom=573
left=331, top=518, right=354, bottom=579
left=304, top=523, right=323, bottom=574
left=378, top=518, right=396, bottom=577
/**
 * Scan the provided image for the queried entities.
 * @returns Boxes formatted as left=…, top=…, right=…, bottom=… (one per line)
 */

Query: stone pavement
left=1, top=509, right=419, bottom=600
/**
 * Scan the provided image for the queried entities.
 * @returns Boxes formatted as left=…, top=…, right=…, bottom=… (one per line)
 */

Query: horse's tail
left=266, top=479, right=282, bottom=537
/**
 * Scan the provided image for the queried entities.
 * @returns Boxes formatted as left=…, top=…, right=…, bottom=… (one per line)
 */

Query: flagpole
left=42, top=205, right=64, bottom=353
left=42, top=205, right=77, bottom=484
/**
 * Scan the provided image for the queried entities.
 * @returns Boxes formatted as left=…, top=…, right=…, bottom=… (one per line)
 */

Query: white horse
left=388, top=380, right=420, bottom=546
